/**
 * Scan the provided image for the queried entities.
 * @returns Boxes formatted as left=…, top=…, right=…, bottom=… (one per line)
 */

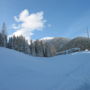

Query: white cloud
left=12, top=24, right=21, bottom=30
left=11, top=9, right=46, bottom=40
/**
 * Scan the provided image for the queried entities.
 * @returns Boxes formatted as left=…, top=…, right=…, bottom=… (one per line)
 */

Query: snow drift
left=0, top=47, right=90, bottom=90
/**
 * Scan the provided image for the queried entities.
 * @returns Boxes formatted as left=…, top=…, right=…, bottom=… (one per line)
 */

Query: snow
left=0, top=47, right=90, bottom=90
left=40, top=37, right=54, bottom=40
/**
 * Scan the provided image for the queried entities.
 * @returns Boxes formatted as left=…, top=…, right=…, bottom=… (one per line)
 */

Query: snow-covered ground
left=0, top=47, right=90, bottom=90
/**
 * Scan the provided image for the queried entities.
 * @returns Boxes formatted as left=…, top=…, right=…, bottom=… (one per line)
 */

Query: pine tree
left=30, top=40, right=56, bottom=57
left=8, top=35, right=30, bottom=54
left=0, top=22, right=7, bottom=47
left=29, top=40, right=33, bottom=54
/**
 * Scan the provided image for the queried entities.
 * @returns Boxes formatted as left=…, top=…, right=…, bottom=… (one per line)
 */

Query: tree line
left=0, top=23, right=56, bottom=57
left=1, top=23, right=90, bottom=57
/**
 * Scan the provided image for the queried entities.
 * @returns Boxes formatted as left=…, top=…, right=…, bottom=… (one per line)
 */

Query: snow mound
left=40, top=37, right=54, bottom=40
left=0, top=47, right=90, bottom=90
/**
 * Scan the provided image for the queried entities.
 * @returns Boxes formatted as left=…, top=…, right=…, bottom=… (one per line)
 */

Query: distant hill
left=42, top=37, right=70, bottom=52
left=61, top=37, right=90, bottom=51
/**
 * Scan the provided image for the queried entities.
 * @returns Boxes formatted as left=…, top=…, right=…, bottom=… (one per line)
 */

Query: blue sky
left=0, top=0, right=90, bottom=39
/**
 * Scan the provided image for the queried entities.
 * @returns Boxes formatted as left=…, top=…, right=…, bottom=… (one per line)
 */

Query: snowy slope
left=0, top=48, right=90, bottom=90
left=40, top=37, right=54, bottom=40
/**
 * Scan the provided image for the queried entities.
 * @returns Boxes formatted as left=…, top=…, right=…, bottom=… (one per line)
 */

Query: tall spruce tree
left=0, top=22, right=7, bottom=47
